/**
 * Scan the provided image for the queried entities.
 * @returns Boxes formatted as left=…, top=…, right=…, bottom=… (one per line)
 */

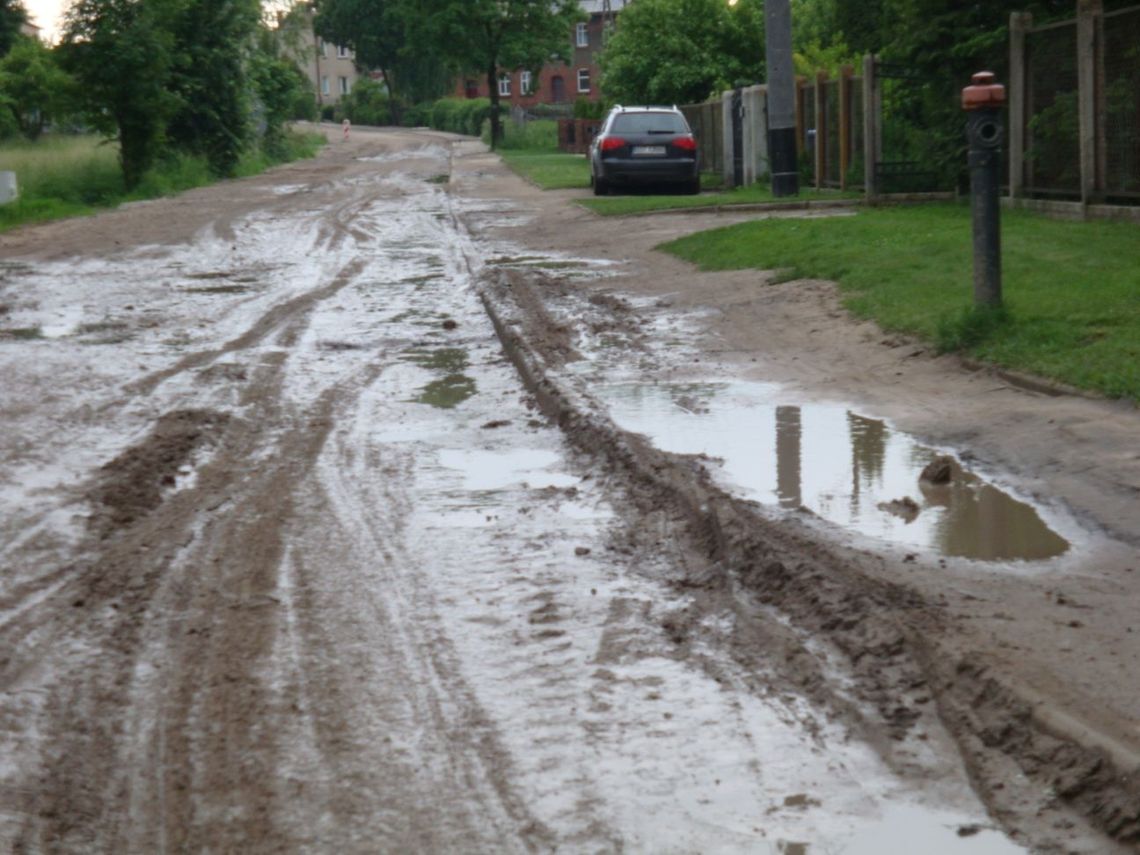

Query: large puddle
left=598, top=381, right=1071, bottom=562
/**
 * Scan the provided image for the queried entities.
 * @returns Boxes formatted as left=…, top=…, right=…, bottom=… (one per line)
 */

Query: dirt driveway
left=0, top=126, right=1136, bottom=852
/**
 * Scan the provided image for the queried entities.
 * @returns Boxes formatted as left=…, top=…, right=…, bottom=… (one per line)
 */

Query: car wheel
left=593, top=176, right=609, bottom=196
left=685, top=177, right=701, bottom=195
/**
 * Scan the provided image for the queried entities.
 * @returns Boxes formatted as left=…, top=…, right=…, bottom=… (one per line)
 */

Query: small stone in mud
left=441, top=319, right=458, bottom=330
left=957, top=825, right=982, bottom=838
left=574, top=546, right=591, bottom=557
left=878, top=496, right=920, bottom=522
left=481, top=420, right=511, bottom=429
left=72, top=599, right=85, bottom=608
left=161, top=474, right=177, bottom=486
left=920, top=455, right=955, bottom=484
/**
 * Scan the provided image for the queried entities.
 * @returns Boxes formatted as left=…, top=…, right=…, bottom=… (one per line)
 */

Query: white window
left=337, top=44, right=350, bottom=59
left=520, top=70, right=533, bottom=95
left=498, top=74, right=511, bottom=97
left=320, top=75, right=330, bottom=95
left=338, top=76, right=350, bottom=95
left=576, top=22, right=588, bottom=48
left=576, top=68, right=590, bottom=93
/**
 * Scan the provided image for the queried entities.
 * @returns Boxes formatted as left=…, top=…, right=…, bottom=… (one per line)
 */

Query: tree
left=0, top=0, right=26, bottom=56
left=599, top=0, right=765, bottom=107
left=0, top=37, right=74, bottom=139
left=165, top=0, right=262, bottom=176
left=427, top=0, right=583, bottom=146
left=250, top=36, right=311, bottom=155
left=313, top=0, right=406, bottom=101
left=61, top=0, right=179, bottom=189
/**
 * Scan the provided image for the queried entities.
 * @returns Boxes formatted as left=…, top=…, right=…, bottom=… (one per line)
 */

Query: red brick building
left=453, top=1, right=631, bottom=106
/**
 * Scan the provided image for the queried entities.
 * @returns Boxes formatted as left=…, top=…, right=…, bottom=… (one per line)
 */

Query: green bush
left=334, top=78, right=393, bottom=127
left=572, top=98, right=607, bottom=120
left=401, top=103, right=431, bottom=127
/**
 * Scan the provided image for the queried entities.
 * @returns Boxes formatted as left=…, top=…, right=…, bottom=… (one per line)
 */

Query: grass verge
left=660, top=203, right=1140, bottom=400
left=581, top=183, right=861, bottom=216
left=0, top=130, right=326, bottom=232
left=497, top=148, right=590, bottom=190
left=492, top=144, right=852, bottom=213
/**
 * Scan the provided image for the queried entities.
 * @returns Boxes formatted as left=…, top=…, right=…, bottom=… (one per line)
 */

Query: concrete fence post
left=721, top=90, right=735, bottom=186
left=863, top=54, right=878, bottom=199
left=1008, top=12, right=1032, bottom=200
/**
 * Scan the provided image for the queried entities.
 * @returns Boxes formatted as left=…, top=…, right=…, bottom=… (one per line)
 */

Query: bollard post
left=962, top=71, right=1006, bottom=308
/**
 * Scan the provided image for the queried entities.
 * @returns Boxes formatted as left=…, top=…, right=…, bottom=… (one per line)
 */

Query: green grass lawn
left=581, top=183, right=861, bottom=216
left=497, top=149, right=591, bottom=190
left=0, top=131, right=325, bottom=232
left=495, top=146, right=863, bottom=215
left=661, top=203, right=1140, bottom=400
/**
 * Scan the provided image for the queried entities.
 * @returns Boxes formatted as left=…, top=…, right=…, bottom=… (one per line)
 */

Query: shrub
left=334, top=78, right=392, bottom=127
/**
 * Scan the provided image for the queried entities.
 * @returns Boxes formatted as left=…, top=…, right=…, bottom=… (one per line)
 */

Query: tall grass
left=0, top=130, right=326, bottom=232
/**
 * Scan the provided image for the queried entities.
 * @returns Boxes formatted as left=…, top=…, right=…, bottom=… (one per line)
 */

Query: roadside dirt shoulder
left=451, top=143, right=1140, bottom=847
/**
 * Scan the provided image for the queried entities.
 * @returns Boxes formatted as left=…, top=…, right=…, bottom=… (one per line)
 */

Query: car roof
left=609, top=105, right=681, bottom=113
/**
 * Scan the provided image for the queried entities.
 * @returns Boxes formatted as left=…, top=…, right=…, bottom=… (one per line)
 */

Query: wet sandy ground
left=0, top=127, right=1133, bottom=851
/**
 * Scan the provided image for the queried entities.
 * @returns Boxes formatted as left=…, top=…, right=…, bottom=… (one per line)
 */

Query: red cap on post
left=962, top=71, right=1006, bottom=111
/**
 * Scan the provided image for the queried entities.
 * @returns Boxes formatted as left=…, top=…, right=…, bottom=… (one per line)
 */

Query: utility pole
left=764, top=0, right=798, bottom=196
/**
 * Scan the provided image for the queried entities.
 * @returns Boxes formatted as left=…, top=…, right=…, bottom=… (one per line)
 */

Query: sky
left=25, top=0, right=66, bottom=42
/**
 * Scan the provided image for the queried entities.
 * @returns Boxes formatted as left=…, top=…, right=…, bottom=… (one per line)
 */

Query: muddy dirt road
left=0, top=127, right=1136, bottom=852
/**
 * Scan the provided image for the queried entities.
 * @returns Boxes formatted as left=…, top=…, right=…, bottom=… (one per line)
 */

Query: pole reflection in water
left=598, top=381, right=1071, bottom=562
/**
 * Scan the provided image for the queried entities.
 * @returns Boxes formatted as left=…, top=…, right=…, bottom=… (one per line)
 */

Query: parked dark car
left=588, top=105, right=701, bottom=196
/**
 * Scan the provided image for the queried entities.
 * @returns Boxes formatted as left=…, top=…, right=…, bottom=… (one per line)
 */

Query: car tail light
left=673, top=135, right=698, bottom=152
left=600, top=136, right=626, bottom=152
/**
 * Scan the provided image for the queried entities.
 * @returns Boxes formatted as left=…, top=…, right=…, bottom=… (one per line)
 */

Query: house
left=278, top=4, right=362, bottom=108
left=453, top=0, right=631, bottom=106
left=19, top=20, right=41, bottom=40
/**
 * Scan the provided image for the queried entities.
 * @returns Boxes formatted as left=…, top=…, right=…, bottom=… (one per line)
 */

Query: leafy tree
left=426, top=0, right=583, bottom=146
left=61, top=0, right=179, bottom=189
left=0, top=0, right=26, bottom=56
left=314, top=0, right=403, bottom=96
left=0, top=36, right=74, bottom=139
left=599, top=0, right=765, bottom=106
left=165, top=0, right=261, bottom=177
left=249, top=43, right=311, bottom=155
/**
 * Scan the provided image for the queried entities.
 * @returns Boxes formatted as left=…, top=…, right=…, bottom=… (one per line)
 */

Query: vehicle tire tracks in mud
left=471, top=263, right=1140, bottom=850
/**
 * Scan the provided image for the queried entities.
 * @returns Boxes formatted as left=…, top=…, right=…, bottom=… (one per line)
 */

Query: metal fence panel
left=1026, top=20, right=1080, bottom=195
left=680, top=101, right=724, bottom=176
left=1104, top=7, right=1140, bottom=198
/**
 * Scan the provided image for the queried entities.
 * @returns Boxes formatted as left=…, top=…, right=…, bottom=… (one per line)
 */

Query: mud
left=0, top=126, right=1135, bottom=853
left=478, top=263, right=1140, bottom=850
left=89, top=409, right=231, bottom=537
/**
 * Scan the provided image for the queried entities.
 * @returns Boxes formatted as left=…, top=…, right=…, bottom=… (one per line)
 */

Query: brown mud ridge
left=88, top=409, right=232, bottom=538
left=479, top=268, right=1140, bottom=847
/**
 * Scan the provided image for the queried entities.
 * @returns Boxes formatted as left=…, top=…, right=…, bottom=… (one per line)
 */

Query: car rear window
left=610, top=113, right=689, bottom=135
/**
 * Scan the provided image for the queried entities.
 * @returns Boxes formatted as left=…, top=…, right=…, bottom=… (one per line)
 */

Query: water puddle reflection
left=437, top=448, right=579, bottom=491
left=598, top=381, right=1070, bottom=562
left=403, top=347, right=477, bottom=408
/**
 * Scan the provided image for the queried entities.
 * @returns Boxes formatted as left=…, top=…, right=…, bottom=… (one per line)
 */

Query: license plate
left=632, top=145, right=666, bottom=156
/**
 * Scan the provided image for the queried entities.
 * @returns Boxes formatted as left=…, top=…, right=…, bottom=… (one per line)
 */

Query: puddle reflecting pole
left=962, top=72, right=1006, bottom=308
